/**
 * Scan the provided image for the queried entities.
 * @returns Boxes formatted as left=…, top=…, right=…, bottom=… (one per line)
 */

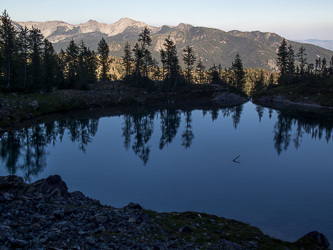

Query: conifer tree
left=17, top=26, right=30, bottom=89
left=286, top=44, right=295, bottom=84
left=0, top=10, right=17, bottom=89
left=122, top=42, right=132, bottom=77
left=329, top=55, right=333, bottom=75
left=66, top=39, right=79, bottom=88
left=78, top=40, right=90, bottom=89
left=321, top=58, right=327, bottom=75
left=276, top=38, right=288, bottom=84
left=182, top=45, right=196, bottom=84
left=133, top=42, right=144, bottom=84
left=196, top=59, right=205, bottom=84
left=297, top=46, right=307, bottom=78
left=42, top=38, right=57, bottom=91
left=56, top=49, right=66, bottom=89
left=162, top=36, right=180, bottom=90
left=138, top=28, right=153, bottom=79
left=29, top=26, right=44, bottom=90
left=231, top=53, right=245, bottom=89
left=97, top=37, right=110, bottom=81
left=160, top=49, right=167, bottom=81
left=86, top=49, right=98, bottom=85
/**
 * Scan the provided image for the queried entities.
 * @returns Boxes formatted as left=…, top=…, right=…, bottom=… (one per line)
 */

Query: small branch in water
left=233, top=155, right=241, bottom=164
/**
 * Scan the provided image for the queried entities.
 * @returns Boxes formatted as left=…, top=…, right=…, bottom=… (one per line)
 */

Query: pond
left=1, top=102, right=333, bottom=243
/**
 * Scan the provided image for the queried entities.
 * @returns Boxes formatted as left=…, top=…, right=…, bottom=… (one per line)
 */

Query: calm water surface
left=1, top=102, right=332, bottom=243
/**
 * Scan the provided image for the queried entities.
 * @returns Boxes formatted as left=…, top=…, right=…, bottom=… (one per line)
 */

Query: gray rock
left=86, top=236, right=96, bottom=245
left=303, top=231, right=330, bottom=248
left=3, top=193, right=14, bottom=201
left=95, top=215, right=108, bottom=224
left=126, top=202, right=142, bottom=209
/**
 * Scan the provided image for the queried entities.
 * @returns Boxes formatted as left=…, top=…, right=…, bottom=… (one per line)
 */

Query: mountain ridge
left=14, top=19, right=333, bottom=70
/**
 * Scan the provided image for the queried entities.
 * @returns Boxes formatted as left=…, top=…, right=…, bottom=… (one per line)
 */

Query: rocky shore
left=0, top=82, right=249, bottom=131
left=252, top=94, right=333, bottom=110
left=0, top=175, right=330, bottom=249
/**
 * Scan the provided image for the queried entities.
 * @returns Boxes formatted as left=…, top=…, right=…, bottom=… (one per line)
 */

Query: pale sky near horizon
left=3, top=0, right=333, bottom=40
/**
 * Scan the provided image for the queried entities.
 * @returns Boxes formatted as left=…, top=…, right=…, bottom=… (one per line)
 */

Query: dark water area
left=1, top=102, right=332, bottom=243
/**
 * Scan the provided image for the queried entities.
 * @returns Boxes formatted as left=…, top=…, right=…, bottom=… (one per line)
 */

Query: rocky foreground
left=0, top=175, right=330, bottom=250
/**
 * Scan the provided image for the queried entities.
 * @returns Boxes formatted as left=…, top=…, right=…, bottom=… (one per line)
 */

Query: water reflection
left=254, top=104, right=333, bottom=155
left=0, top=119, right=99, bottom=181
left=121, top=111, right=155, bottom=164
left=1, top=103, right=333, bottom=180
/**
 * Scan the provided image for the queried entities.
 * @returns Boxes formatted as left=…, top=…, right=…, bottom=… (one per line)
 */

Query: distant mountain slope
left=294, top=39, right=333, bottom=52
left=15, top=19, right=333, bottom=70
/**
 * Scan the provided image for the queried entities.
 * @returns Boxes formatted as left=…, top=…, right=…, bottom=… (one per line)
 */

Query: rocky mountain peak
left=177, top=23, right=193, bottom=30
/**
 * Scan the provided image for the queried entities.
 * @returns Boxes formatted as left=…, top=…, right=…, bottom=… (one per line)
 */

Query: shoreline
left=0, top=174, right=330, bottom=249
left=0, top=83, right=249, bottom=132
left=252, top=94, right=333, bottom=110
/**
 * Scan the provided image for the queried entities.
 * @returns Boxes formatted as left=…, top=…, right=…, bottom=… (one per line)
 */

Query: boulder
left=0, top=175, right=27, bottom=195
left=30, top=175, right=69, bottom=197
left=303, top=231, right=330, bottom=248
left=0, top=175, right=69, bottom=198
left=212, top=91, right=250, bottom=106
left=126, top=202, right=143, bottom=209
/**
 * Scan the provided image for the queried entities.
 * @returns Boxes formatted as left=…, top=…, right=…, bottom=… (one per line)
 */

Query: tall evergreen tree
left=162, top=36, right=180, bottom=90
left=42, top=38, right=57, bottom=91
left=286, top=44, right=295, bottom=84
left=66, top=39, right=79, bottom=88
left=0, top=10, right=17, bottom=89
left=160, top=49, right=167, bottom=81
left=196, top=59, right=205, bottom=84
left=321, top=57, right=327, bottom=75
left=133, top=42, right=144, bottom=84
left=78, top=40, right=89, bottom=89
left=276, top=38, right=288, bottom=84
left=122, top=42, right=132, bottom=77
left=97, top=37, right=110, bottom=81
left=182, top=45, right=196, bottom=84
left=56, top=49, right=66, bottom=89
left=29, top=26, right=44, bottom=90
left=138, top=28, right=152, bottom=48
left=297, top=46, right=307, bottom=78
left=138, top=28, right=154, bottom=79
left=86, top=49, right=98, bottom=85
left=329, top=55, right=333, bottom=75
left=231, top=53, right=245, bottom=89
left=17, top=26, right=30, bottom=89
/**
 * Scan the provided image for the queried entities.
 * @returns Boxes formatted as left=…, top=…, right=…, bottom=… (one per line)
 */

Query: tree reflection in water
left=253, top=104, right=333, bottom=155
left=1, top=104, right=332, bottom=180
left=0, top=119, right=99, bottom=182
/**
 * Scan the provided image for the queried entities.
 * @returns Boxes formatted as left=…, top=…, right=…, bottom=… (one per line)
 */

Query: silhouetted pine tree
left=97, top=37, right=110, bottom=81
left=276, top=38, right=288, bottom=84
left=196, top=59, right=205, bottom=84
left=297, top=46, right=307, bottom=78
left=17, top=26, right=30, bottom=89
left=182, top=45, right=196, bottom=84
left=0, top=10, right=17, bottom=90
left=42, top=38, right=57, bottom=91
left=29, top=26, right=44, bottom=90
left=231, top=53, right=245, bottom=89
left=122, top=42, right=132, bottom=77
left=161, top=36, right=180, bottom=90
left=66, top=39, right=79, bottom=88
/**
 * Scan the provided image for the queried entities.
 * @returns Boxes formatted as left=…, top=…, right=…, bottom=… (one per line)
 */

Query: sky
left=3, top=0, right=333, bottom=40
